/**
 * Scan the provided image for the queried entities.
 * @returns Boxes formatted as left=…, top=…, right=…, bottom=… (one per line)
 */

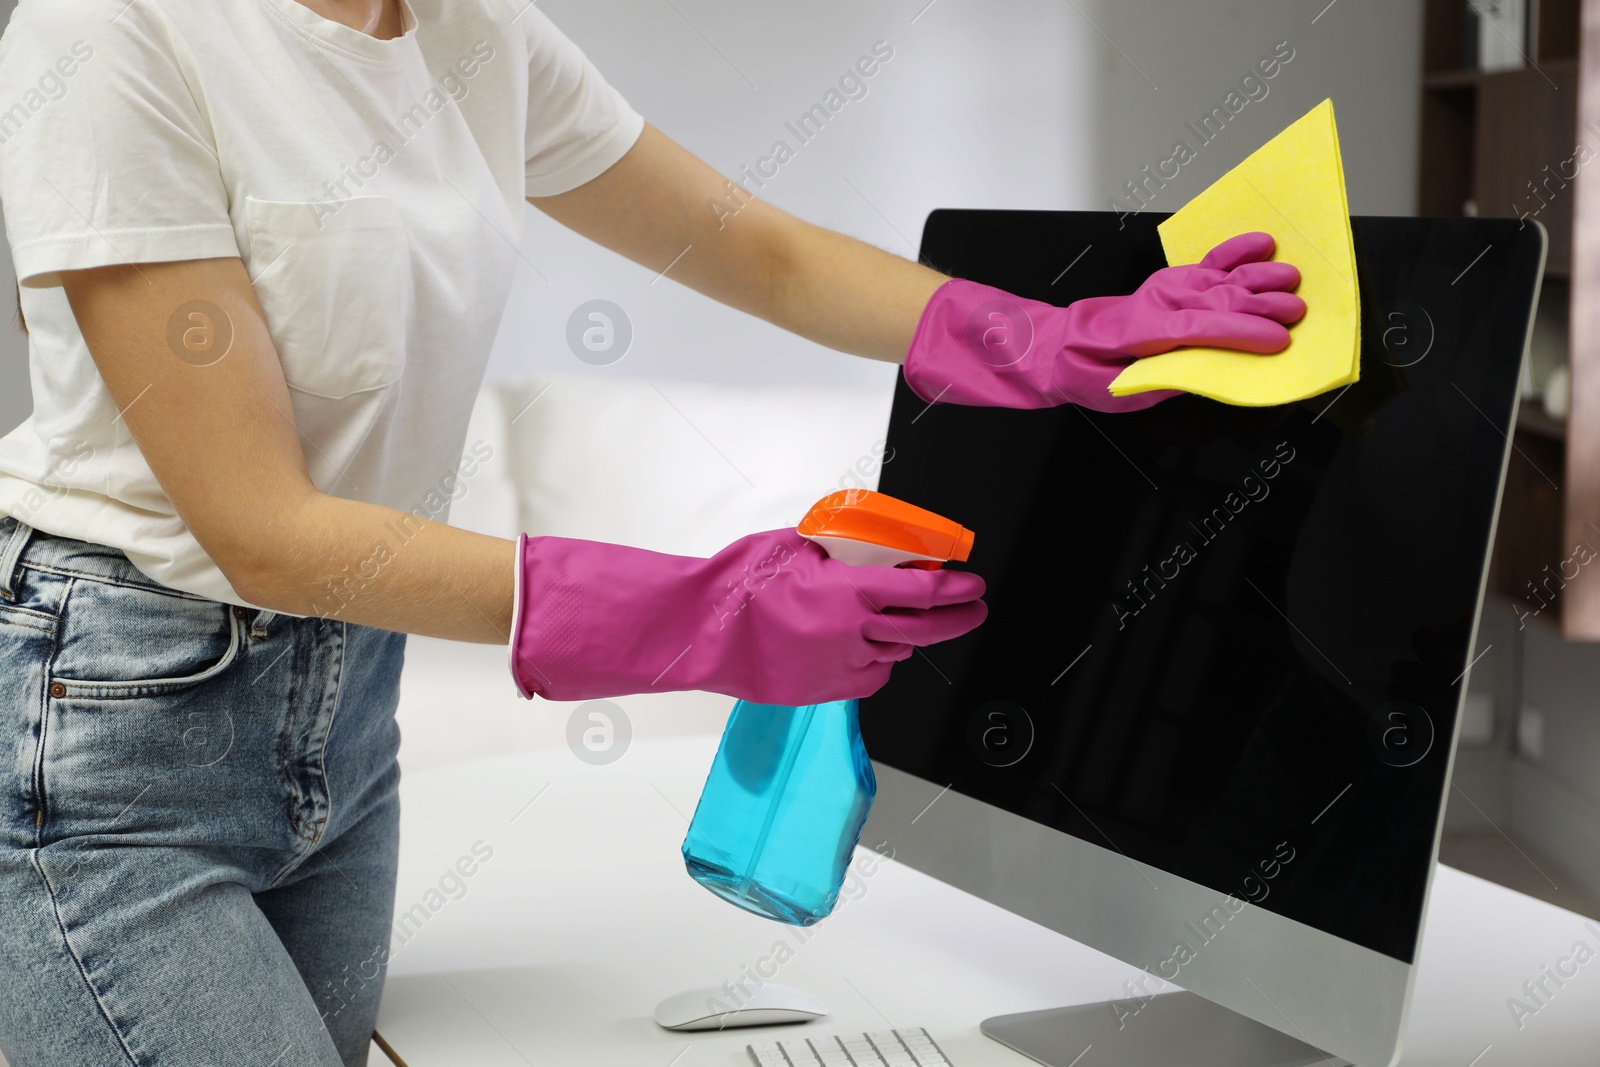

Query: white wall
left=0, top=0, right=26, bottom=437
left=1088, top=0, right=1423, bottom=221
left=0, top=0, right=22, bottom=437
left=486, top=0, right=1100, bottom=391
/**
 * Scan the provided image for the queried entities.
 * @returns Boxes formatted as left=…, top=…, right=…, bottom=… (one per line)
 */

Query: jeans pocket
left=50, top=578, right=244, bottom=700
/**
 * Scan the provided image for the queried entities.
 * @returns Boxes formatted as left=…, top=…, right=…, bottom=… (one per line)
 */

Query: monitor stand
left=982, top=991, right=1355, bottom=1067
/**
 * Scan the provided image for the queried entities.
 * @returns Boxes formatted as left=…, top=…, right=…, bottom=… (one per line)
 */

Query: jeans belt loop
left=0, top=518, right=35, bottom=603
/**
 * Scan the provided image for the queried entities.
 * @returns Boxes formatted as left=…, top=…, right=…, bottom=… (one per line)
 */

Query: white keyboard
left=748, top=1027, right=952, bottom=1066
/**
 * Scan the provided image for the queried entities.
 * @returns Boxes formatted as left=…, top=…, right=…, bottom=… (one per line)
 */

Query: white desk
left=375, top=728, right=1600, bottom=1067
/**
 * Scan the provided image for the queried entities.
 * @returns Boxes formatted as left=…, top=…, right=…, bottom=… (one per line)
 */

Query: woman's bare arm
left=61, top=256, right=515, bottom=644
left=530, top=123, right=950, bottom=363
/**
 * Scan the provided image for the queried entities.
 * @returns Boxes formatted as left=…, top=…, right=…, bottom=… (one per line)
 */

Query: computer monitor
left=860, top=210, right=1546, bottom=1067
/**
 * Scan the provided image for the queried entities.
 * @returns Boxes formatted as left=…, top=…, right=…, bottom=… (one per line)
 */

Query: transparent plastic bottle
left=680, top=489, right=974, bottom=926
left=681, top=698, right=876, bottom=926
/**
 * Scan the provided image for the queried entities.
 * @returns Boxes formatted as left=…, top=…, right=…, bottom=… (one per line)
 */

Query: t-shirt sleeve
left=520, top=6, right=645, bottom=198
left=0, top=1, right=238, bottom=287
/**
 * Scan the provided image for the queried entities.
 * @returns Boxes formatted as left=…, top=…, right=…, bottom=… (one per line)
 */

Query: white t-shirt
left=0, top=0, right=644, bottom=610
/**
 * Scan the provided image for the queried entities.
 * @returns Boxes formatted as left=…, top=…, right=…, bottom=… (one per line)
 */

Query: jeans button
left=48, top=682, right=65, bottom=699
left=233, top=607, right=247, bottom=619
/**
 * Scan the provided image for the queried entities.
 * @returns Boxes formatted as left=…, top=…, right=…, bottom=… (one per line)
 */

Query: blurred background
left=0, top=0, right=1593, bottom=928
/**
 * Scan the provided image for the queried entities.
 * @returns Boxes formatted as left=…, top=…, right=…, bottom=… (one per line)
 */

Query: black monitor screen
left=862, top=211, right=1542, bottom=964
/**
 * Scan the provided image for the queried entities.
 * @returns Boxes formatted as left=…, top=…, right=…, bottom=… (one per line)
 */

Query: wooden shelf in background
left=1418, top=84, right=1478, bottom=217
left=1562, top=0, right=1600, bottom=640
left=1421, top=0, right=1590, bottom=636
left=1517, top=400, right=1570, bottom=441
left=1491, top=428, right=1566, bottom=612
left=1424, top=68, right=1481, bottom=89
left=1477, top=59, right=1579, bottom=276
left=1539, top=0, right=1582, bottom=61
left=1423, top=0, right=1473, bottom=73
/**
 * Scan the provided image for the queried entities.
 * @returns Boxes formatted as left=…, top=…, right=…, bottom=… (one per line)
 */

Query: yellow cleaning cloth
left=1109, top=98, right=1360, bottom=407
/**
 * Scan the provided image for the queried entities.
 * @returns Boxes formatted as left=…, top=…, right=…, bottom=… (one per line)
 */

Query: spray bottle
left=681, top=489, right=975, bottom=926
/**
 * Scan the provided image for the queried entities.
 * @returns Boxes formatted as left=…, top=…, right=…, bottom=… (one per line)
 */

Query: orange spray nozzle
left=796, top=489, right=974, bottom=569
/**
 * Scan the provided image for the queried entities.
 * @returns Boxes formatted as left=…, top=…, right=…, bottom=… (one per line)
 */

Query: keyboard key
left=748, top=1027, right=955, bottom=1067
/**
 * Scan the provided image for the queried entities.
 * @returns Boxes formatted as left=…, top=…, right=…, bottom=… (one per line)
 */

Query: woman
left=0, top=0, right=1304, bottom=1062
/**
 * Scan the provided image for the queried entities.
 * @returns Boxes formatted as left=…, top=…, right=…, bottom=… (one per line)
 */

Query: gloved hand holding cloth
left=900, top=232, right=1306, bottom=413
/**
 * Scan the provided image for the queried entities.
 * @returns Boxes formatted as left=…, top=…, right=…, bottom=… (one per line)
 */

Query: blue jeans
left=0, top=516, right=406, bottom=1066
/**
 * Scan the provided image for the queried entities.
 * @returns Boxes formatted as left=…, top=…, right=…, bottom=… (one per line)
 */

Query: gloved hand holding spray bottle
left=681, top=489, right=976, bottom=926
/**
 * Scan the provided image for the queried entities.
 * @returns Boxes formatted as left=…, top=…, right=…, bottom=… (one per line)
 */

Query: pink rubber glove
left=902, top=232, right=1306, bottom=413
left=509, top=528, right=987, bottom=704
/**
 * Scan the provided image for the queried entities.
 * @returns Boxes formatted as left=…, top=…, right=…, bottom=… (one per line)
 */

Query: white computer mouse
left=653, top=983, right=828, bottom=1031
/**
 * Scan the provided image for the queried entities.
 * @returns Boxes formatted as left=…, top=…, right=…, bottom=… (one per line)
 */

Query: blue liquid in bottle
left=682, top=698, right=876, bottom=926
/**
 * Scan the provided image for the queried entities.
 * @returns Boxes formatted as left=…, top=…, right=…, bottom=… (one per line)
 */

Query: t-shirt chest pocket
left=244, top=195, right=411, bottom=400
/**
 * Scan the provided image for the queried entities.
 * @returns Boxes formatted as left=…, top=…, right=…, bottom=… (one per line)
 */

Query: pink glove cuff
left=512, top=533, right=686, bottom=702
left=510, top=532, right=533, bottom=699
left=903, top=279, right=1109, bottom=410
